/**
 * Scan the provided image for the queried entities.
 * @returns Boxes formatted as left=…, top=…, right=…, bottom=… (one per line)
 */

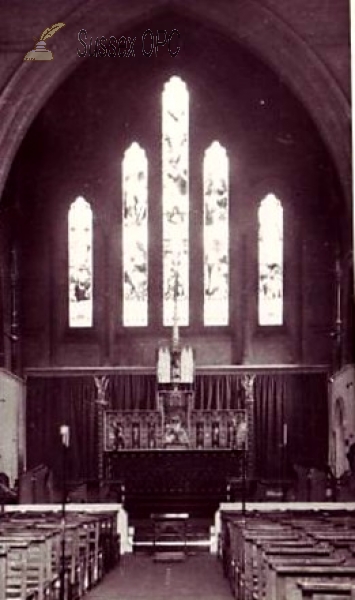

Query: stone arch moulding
left=0, top=0, right=351, bottom=211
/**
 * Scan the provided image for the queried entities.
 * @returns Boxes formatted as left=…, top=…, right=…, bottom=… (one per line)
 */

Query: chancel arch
left=2, top=11, right=344, bottom=367
left=0, top=1, right=350, bottom=216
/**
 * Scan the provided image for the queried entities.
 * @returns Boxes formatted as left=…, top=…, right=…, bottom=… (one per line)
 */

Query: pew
left=0, top=549, right=6, bottom=600
left=219, top=507, right=355, bottom=600
left=257, top=543, right=334, bottom=600
left=3, top=541, right=30, bottom=600
left=269, top=564, right=355, bottom=600
left=0, top=508, right=121, bottom=599
left=240, top=528, right=302, bottom=599
left=297, top=581, right=355, bottom=599
left=0, top=535, right=55, bottom=600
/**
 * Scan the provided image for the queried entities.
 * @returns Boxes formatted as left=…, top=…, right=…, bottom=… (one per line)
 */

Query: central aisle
left=85, top=554, right=233, bottom=600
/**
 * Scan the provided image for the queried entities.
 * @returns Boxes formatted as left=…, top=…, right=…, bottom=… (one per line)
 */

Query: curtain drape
left=253, top=373, right=328, bottom=478
left=26, top=371, right=328, bottom=482
left=194, top=374, right=244, bottom=410
left=26, top=376, right=98, bottom=482
left=108, top=373, right=156, bottom=410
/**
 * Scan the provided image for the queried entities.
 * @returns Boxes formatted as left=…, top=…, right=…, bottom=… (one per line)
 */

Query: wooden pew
left=0, top=508, right=121, bottom=599
left=0, top=534, right=58, bottom=600
left=0, top=548, right=7, bottom=600
left=219, top=509, right=355, bottom=600
left=3, top=541, right=29, bottom=600
left=255, top=520, right=355, bottom=600
left=267, top=564, right=355, bottom=600
left=237, top=525, right=303, bottom=599
left=297, top=580, right=355, bottom=599
left=16, top=513, right=100, bottom=592
left=257, top=543, right=334, bottom=600
left=0, top=520, right=63, bottom=595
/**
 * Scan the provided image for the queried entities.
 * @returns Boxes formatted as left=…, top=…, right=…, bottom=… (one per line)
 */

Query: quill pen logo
left=24, top=23, right=65, bottom=61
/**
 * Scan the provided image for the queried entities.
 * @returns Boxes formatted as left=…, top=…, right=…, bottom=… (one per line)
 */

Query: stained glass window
left=162, top=76, right=189, bottom=326
left=258, top=193, right=283, bottom=325
left=68, top=196, right=93, bottom=327
left=122, top=142, right=148, bottom=326
left=203, top=141, right=229, bottom=325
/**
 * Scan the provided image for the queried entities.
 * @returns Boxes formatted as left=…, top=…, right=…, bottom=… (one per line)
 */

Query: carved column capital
left=94, top=375, right=109, bottom=406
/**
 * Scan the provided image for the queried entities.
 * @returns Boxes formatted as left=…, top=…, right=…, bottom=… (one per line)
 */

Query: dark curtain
left=26, top=376, right=98, bottom=482
left=284, top=373, right=329, bottom=470
left=108, top=373, right=156, bottom=410
left=254, top=374, right=286, bottom=479
left=194, top=374, right=244, bottom=410
left=253, top=373, right=328, bottom=478
left=26, top=371, right=328, bottom=483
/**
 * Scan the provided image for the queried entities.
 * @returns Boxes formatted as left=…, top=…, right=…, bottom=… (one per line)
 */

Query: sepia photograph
left=0, top=1, right=353, bottom=598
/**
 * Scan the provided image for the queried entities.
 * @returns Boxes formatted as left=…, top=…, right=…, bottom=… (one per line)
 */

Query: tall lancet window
left=203, top=141, right=229, bottom=325
left=258, top=193, right=283, bottom=325
left=68, top=196, right=93, bottom=327
left=162, top=76, right=189, bottom=326
left=122, top=142, right=148, bottom=326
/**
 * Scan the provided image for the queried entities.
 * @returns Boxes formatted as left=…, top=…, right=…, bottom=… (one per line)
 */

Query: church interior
left=0, top=1, right=354, bottom=598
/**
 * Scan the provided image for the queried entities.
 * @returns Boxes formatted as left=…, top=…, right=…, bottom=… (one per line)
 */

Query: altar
left=103, top=403, right=246, bottom=452
left=103, top=448, right=244, bottom=517
left=103, top=325, right=247, bottom=452
left=99, top=286, right=252, bottom=517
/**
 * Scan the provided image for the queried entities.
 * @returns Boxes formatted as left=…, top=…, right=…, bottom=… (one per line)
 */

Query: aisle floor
left=85, top=554, right=233, bottom=600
